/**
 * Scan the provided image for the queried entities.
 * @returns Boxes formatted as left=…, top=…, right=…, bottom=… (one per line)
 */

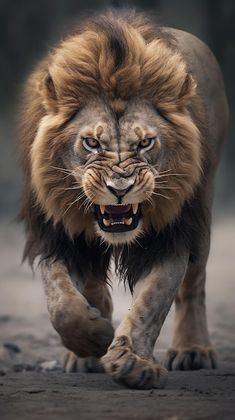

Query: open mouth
left=94, top=204, right=142, bottom=232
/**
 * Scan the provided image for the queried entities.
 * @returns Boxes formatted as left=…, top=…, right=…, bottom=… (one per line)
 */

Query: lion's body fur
left=18, top=8, right=228, bottom=284
left=19, top=9, right=228, bottom=287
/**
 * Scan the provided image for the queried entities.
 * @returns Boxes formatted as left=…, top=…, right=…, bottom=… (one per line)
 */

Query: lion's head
left=23, top=10, right=202, bottom=248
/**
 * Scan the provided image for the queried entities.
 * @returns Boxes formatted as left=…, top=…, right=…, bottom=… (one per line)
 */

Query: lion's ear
left=178, top=74, right=197, bottom=106
left=38, top=72, right=58, bottom=113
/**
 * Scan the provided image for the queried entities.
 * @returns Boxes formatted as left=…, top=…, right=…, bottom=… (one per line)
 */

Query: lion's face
left=67, top=99, right=161, bottom=244
left=31, top=94, right=201, bottom=246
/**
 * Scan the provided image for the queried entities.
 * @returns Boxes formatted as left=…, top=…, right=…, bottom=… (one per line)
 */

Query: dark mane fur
left=22, top=205, right=112, bottom=282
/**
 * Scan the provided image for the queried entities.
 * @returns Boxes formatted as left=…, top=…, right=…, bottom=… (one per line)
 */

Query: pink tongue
left=105, top=205, right=131, bottom=214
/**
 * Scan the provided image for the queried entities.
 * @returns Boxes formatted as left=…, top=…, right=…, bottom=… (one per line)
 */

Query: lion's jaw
left=94, top=218, right=145, bottom=246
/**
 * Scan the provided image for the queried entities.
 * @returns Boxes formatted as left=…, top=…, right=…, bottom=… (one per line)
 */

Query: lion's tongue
left=104, top=205, right=131, bottom=215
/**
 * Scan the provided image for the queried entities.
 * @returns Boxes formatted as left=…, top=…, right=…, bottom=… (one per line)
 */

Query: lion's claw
left=62, top=351, right=104, bottom=373
left=101, top=335, right=168, bottom=389
left=165, top=346, right=218, bottom=371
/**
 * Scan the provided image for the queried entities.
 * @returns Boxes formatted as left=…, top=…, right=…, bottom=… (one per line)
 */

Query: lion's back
left=168, top=28, right=229, bottom=156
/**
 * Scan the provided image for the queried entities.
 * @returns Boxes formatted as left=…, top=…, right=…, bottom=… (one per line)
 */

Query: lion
left=18, top=8, right=228, bottom=389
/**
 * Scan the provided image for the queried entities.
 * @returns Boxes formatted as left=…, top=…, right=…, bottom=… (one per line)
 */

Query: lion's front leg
left=102, top=253, right=188, bottom=389
left=42, top=261, right=114, bottom=360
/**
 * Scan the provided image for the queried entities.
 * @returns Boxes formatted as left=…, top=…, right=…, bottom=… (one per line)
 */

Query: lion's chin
left=94, top=220, right=144, bottom=246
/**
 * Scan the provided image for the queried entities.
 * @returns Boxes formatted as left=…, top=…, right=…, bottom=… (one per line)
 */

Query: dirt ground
left=0, top=216, right=235, bottom=419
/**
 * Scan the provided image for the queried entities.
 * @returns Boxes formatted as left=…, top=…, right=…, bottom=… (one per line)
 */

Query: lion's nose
left=106, top=185, right=133, bottom=198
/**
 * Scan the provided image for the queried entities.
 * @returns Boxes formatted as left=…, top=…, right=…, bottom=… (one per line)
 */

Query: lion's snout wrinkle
left=18, top=7, right=228, bottom=390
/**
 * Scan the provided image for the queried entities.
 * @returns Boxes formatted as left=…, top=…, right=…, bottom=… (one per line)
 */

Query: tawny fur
left=18, top=8, right=228, bottom=389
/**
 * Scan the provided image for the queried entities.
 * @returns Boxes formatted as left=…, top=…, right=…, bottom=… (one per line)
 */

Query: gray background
left=0, top=0, right=235, bottom=218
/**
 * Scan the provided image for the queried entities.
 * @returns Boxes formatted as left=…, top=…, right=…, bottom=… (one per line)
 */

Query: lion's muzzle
left=95, top=203, right=142, bottom=232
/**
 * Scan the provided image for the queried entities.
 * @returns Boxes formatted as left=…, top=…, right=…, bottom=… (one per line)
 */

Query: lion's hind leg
left=165, top=263, right=217, bottom=371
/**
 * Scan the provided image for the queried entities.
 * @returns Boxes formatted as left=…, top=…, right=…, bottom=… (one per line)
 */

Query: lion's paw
left=165, top=346, right=218, bottom=371
left=62, top=351, right=104, bottom=373
left=54, top=302, right=114, bottom=358
left=101, top=335, right=168, bottom=389
left=61, top=314, right=114, bottom=358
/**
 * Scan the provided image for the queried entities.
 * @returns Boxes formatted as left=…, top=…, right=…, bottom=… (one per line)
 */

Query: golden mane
left=40, top=10, right=196, bottom=115
left=19, top=8, right=203, bottom=263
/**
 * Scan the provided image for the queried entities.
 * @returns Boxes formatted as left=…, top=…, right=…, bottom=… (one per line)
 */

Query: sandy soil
left=0, top=217, right=235, bottom=419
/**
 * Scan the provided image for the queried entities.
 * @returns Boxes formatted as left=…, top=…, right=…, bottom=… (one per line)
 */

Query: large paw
left=53, top=302, right=114, bottom=358
left=165, top=346, right=218, bottom=371
left=62, top=351, right=104, bottom=373
left=101, top=336, right=168, bottom=389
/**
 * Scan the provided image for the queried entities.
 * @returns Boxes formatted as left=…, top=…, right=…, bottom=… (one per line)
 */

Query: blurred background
left=0, top=0, right=235, bottom=217
left=0, top=0, right=234, bottom=378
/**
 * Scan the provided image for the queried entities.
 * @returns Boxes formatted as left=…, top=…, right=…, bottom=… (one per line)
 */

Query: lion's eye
left=82, top=137, right=100, bottom=152
left=138, top=137, right=155, bottom=151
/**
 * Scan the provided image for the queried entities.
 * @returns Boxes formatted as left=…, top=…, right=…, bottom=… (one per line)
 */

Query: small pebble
left=39, top=360, right=59, bottom=371
left=4, top=342, right=21, bottom=353
left=13, top=363, right=34, bottom=372
left=0, top=370, right=6, bottom=376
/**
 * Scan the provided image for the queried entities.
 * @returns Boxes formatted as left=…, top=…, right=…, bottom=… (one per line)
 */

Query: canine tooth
left=103, top=218, right=110, bottom=226
left=125, top=217, right=133, bottom=225
left=100, top=205, right=105, bottom=214
left=132, top=204, right=139, bottom=214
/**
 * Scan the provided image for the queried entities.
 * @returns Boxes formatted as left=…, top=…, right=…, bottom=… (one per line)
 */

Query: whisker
left=57, top=186, right=82, bottom=191
left=69, top=192, right=87, bottom=203
left=145, top=195, right=154, bottom=206
left=51, top=166, right=85, bottom=182
left=62, top=196, right=81, bottom=217
left=62, top=190, right=91, bottom=216
left=153, top=179, right=170, bottom=184
left=155, top=173, right=186, bottom=178
left=155, top=186, right=180, bottom=190
left=84, top=199, right=94, bottom=214
left=51, top=166, right=73, bottom=175
left=150, top=191, right=172, bottom=200
left=78, top=194, right=95, bottom=213
left=78, top=197, right=89, bottom=209
left=153, top=167, right=173, bottom=173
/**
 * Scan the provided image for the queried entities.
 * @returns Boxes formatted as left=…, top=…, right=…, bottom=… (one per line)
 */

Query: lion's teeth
left=111, top=221, right=125, bottom=225
left=103, top=218, right=110, bottom=226
left=125, top=217, right=133, bottom=225
left=132, top=204, right=138, bottom=214
left=100, top=205, right=105, bottom=214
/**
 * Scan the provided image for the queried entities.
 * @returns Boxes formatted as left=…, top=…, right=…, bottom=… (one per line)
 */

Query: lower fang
left=103, top=218, right=110, bottom=226
left=125, top=217, right=133, bottom=225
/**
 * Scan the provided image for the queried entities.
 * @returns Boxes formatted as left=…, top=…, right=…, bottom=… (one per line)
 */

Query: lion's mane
left=19, top=8, right=209, bottom=289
